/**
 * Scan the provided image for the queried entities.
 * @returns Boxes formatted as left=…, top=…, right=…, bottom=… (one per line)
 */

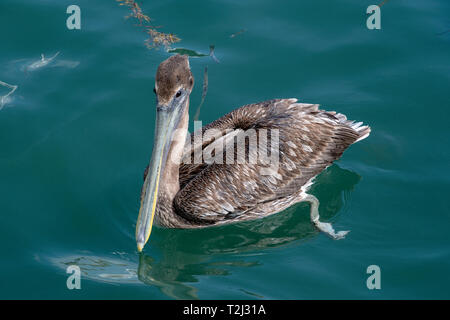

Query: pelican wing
left=173, top=99, right=370, bottom=224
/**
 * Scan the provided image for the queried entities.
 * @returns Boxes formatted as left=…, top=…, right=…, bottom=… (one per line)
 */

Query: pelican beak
left=136, top=93, right=188, bottom=252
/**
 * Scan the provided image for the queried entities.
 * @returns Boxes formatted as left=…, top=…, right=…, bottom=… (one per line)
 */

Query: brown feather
left=170, top=99, right=370, bottom=225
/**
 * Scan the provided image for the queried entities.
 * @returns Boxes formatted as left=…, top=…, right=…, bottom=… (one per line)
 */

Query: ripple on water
left=48, top=253, right=140, bottom=285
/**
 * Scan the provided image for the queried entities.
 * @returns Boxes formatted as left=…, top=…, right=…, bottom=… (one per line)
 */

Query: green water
left=1, top=0, right=449, bottom=299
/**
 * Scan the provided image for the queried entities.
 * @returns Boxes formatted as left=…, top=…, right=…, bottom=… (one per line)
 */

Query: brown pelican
left=136, top=54, right=370, bottom=252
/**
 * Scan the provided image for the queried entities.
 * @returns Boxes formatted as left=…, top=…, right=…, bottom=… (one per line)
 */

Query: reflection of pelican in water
left=136, top=54, right=370, bottom=252
left=137, top=251, right=263, bottom=299
left=136, top=165, right=361, bottom=298
left=51, top=166, right=360, bottom=299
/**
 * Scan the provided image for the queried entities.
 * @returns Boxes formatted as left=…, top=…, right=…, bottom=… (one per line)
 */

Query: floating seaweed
left=11, top=53, right=78, bottom=74
left=208, top=45, right=220, bottom=64
left=167, top=48, right=210, bottom=57
left=0, top=80, right=18, bottom=110
left=230, top=28, right=247, bottom=38
left=117, top=0, right=180, bottom=50
left=144, top=27, right=181, bottom=50
left=168, top=45, right=220, bottom=63
left=26, top=52, right=60, bottom=72
left=117, top=0, right=150, bottom=24
left=193, top=66, right=208, bottom=121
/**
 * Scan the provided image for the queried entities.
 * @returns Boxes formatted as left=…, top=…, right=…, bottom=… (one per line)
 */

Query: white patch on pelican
left=287, top=141, right=297, bottom=149
left=289, top=149, right=296, bottom=157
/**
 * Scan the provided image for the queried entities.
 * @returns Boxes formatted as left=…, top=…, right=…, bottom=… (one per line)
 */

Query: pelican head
left=136, top=55, right=194, bottom=252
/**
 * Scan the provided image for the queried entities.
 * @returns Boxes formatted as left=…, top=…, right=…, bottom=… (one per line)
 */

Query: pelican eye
left=175, top=90, right=182, bottom=98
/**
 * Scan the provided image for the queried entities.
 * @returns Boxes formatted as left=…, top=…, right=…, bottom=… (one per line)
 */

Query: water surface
left=0, top=0, right=449, bottom=299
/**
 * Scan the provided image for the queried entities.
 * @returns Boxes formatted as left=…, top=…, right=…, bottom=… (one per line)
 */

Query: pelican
left=136, top=54, right=370, bottom=252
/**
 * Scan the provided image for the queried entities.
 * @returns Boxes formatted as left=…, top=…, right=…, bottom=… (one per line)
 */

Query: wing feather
left=171, top=99, right=370, bottom=224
